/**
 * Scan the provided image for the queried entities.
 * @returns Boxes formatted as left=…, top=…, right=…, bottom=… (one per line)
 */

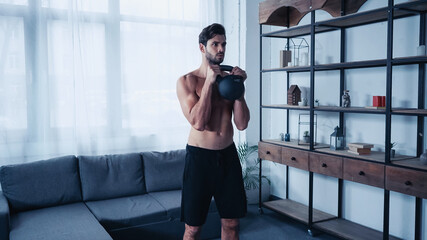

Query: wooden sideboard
left=258, top=141, right=427, bottom=239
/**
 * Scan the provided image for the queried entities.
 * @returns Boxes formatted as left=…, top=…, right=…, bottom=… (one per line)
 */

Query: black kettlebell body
left=216, top=65, right=245, bottom=101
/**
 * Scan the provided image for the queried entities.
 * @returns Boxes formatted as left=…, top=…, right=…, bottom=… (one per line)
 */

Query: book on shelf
left=347, top=150, right=371, bottom=155
left=348, top=146, right=371, bottom=154
left=364, top=106, right=386, bottom=109
left=347, top=142, right=374, bottom=149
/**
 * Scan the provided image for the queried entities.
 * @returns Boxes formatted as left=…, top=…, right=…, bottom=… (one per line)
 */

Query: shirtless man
left=176, top=23, right=250, bottom=240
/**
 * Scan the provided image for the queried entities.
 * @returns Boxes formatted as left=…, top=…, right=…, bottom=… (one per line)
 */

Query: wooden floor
left=212, top=204, right=339, bottom=240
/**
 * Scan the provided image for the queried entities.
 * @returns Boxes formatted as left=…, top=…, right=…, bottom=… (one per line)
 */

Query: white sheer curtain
left=0, top=0, right=222, bottom=165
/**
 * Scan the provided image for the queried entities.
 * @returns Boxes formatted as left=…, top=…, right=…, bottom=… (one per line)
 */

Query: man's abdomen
left=187, top=127, right=234, bottom=150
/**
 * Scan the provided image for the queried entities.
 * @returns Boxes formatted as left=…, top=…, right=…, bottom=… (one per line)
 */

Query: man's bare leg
left=183, top=224, right=202, bottom=240
left=221, top=219, right=239, bottom=240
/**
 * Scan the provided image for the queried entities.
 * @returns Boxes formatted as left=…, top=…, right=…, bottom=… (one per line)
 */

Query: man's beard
left=206, top=51, right=224, bottom=65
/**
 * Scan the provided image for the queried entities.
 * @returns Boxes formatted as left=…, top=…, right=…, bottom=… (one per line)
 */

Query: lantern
left=330, top=126, right=344, bottom=150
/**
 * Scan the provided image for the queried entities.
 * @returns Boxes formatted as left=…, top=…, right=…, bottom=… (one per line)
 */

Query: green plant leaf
left=237, top=142, right=270, bottom=191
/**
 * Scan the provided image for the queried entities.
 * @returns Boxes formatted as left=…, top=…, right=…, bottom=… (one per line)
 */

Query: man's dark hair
left=199, top=23, right=226, bottom=46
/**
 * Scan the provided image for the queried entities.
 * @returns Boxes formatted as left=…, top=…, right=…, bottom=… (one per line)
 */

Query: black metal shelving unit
left=258, top=1, right=427, bottom=239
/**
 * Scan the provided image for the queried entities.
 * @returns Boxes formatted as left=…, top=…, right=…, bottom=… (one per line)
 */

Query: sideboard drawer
left=281, top=147, right=309, bottom=170
left=386, top=166, right=427, bottom=199
left=309, top=153, right=343, bottom=178
left=343, top=158, right=384, bottom=188
left=258, top=142, right=282, bottom=164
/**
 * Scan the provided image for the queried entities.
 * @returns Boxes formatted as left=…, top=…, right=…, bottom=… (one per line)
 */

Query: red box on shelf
left=373, top=96, right=381, bottom=107
left=381, top=96, right=386, bottom=107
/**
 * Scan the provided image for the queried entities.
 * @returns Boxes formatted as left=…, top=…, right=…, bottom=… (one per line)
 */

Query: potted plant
left=390, top=142, right=397, bottom=158
left=237, top=142, right=270, bottom=204
left=303, top=131, right=310, bottom=143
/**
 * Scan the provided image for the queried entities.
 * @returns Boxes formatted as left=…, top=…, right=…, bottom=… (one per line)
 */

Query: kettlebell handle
left=220, top=65, right=234, bottom=72
left=216, top=65, right=243, bottom=82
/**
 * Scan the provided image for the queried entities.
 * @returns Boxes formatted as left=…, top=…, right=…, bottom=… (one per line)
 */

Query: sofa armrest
left=0, top=192, right=10, bottom=240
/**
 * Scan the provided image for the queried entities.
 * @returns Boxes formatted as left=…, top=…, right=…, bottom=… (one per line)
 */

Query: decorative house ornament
left=287, top=85, right=301, bottom=105
left=330, top=126, right=344, bottom=150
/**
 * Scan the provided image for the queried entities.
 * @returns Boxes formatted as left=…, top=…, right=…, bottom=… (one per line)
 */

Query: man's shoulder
left=178, top=70, right=201, bottom=86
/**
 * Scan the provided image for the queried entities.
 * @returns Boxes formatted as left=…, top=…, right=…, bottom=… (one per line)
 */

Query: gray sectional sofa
left=0, top=150, right=221, bottom=240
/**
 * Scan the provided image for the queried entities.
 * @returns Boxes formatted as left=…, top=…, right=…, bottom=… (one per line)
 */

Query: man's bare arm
left=233, top=95, right=250, bottom=130
left=230, top=66, right=250, bottom=130
left=177, top=75, right=215, bottom=131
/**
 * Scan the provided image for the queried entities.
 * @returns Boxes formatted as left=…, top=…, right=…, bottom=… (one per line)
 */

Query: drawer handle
left=291, top=157, right=296, bottom=161
left=266, top=151, right=271, bottom=155
left=358, top=171, right=365, bottom=176
left=405, top=181, right=412, bottom=186
left=321, top=163, right=327, bottom=168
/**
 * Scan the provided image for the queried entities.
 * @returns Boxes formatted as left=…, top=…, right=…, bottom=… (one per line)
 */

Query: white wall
left=223, top=0, right=427, bottom=239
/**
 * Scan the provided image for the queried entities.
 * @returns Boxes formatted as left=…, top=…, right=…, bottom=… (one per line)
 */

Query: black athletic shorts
left=181, top=143, right=247, bottom=226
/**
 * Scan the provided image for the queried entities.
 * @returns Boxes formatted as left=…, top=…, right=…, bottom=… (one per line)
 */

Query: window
left=0, top=16, right=27, bottom=130
left=0, top=0, right=212, bottom=163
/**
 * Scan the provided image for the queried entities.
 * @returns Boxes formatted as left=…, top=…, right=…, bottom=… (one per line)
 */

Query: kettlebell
left=216, top=65, right=245, bottom=101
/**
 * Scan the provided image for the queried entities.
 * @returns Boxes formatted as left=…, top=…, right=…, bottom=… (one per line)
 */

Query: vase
left=420, top=151, right=427, bottom=165
left=284, top=133, right=290, bottom=142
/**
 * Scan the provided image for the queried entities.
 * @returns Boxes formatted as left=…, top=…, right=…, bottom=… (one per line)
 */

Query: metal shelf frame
left=258, top=1, right=427, bottom=239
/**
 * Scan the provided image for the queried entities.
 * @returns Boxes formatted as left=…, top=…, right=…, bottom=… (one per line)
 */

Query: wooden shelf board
left=262, top=104, right=310, bottom=110
left=262, top=139, right=329, bottom=151
left=313, top=218, right=401, bottom=240
left=261, top=56, right=426, bottom=73
left=261, top=1, right=427, bottom=39
left=262, top=7, right=414, bottom=38
left=395, top=0, right=427, bottom=12
left=261, top=25, right=334, bottom=38
left=392, top=108, right=427, bottom=116
left=316, top=148, right=414, bottom=163
left=393, top=55, right=427, bottom=65
left=316, top=148, right=383, bottom=163
left=317, top=4, right=420, bottom=29
left=319, top=8, right=388, bottom=28
left=261, top=66, right=311, bottom=73
left=316, top=59, right=387, bottom=70
left=392, top=158, right=427, bottom=171
left=263, top=199, right=335, bottom=224
left=262, top=140, right=415, bottom=164
left=262, top=104, right=395, bottom=114
left=315, top=106, right=386, bottom=114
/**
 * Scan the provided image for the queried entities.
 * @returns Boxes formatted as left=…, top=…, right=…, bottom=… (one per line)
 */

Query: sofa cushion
left=0, top=156, right=82, bottom=212
left=149, top=190, right=217, bottom=220
left=79, top=153, right=145, bottom=201
left=9, top=203, right=112, bottom=240
left=142, top=149, right=185, bottom=192
left=85, top=194, right=168, bottom=231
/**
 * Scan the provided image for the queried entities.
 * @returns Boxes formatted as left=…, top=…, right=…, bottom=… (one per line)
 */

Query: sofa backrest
left=78, top=153, right=145, bottom=201
left=141, top=149, right=185, bottom=192
left=0, top=155, right=82, bottom=212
